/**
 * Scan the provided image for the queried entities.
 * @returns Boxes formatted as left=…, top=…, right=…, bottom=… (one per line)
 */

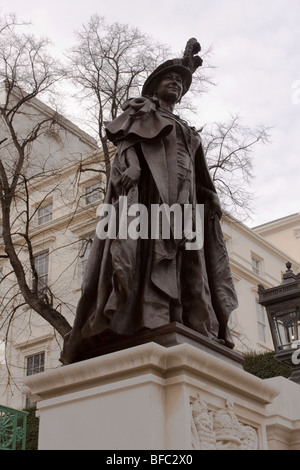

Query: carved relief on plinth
left=191, top=395, right=217, bottom=450
left=191, top=394, right=258, bottom=450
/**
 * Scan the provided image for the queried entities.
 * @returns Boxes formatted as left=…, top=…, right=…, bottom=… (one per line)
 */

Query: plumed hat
left=142, top=38, right=203, bottom=98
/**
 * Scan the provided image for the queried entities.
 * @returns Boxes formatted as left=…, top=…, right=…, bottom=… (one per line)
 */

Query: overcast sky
left=1, top=0, right=299, bottom=228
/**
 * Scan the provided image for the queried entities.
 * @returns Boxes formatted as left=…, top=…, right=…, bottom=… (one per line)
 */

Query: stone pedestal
left=23, top=342, right=280, bottom=450
left=265, top=376, right=300, bottom=450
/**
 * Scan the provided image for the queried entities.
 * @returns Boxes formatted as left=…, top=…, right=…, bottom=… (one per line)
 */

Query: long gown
left=60, top=97, right=238, bottom=365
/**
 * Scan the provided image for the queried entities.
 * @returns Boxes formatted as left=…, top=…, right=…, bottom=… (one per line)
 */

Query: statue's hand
left=121, top=165, right=141, bottom=190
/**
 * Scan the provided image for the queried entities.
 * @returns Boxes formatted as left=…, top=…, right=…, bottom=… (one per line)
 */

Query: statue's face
left=155, top=72, right=183, bottom=103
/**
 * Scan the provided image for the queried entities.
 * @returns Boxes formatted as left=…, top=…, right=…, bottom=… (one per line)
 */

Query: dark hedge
left=243, top=350, right=291, bottom=379
left=21, top=407, right=39, bottom=450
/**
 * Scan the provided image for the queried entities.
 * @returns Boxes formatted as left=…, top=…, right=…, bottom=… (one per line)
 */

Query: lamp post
left=258, top=262, right=300, bottom=384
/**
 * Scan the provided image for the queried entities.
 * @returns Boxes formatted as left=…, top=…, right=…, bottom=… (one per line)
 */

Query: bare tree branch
left=201, top=113, right=271, bottom=219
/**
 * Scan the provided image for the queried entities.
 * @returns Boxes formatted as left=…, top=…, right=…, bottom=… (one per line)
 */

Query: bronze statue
left=61, top=38, right=238, bottom=365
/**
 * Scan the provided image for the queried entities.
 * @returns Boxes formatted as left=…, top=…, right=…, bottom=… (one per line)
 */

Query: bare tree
left=65, top=15, right=172, bottom=183
left=200, top=114, right=271, bottom=219
left=0, top=14, right=72, bottom=340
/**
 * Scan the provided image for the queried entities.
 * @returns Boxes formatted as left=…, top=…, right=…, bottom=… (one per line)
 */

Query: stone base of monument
left=71, top=322, right=245, bottom=367
left=23, top=336, right=295, bottom=451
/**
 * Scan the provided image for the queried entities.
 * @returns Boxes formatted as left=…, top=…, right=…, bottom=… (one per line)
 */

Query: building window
left=26, top=352, right=45, bottom=376
left=37, top=202, right=53, bottom=225
left=85, top=182, right=103, bottom=205
left=256, top=300, right=267, bottom=343
left=25, top=352, right=45, bottom=407
left=251, top=255, right=262, bottom=276
left=32, top=251, right=49, bottom=291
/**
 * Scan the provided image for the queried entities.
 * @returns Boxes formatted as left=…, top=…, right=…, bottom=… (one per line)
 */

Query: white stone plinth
left=23, top=342, right=280, bottom=450
left=265, top=376, right=300, bottom=450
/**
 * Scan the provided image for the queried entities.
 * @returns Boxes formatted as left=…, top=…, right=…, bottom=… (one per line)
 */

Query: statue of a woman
left=61, top=38, right=238, bottom=365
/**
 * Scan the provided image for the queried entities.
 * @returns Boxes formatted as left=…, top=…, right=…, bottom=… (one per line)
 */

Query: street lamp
left=258, top=262, right=300, bottom=384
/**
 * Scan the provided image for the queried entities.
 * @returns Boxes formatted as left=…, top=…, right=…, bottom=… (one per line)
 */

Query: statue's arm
left=120, top=145, right=141, bottom=190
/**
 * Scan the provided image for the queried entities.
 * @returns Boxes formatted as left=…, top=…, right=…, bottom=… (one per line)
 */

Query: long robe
left=61, top=97, right=238, bottom=365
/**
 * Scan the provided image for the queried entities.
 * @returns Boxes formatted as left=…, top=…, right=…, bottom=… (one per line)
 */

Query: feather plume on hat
left=142, top=38, right=203, bottom=98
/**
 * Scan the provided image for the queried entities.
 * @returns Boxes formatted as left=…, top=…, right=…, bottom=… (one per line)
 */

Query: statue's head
left=142, top=38, right=203, bottom=102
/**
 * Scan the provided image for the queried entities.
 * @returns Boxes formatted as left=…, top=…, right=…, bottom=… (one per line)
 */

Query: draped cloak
left=60, top=97, right=238, bottom=365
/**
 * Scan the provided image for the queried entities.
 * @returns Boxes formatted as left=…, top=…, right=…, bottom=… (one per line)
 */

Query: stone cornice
left=253, top=213, right=300, bottom=237
left=22, top=342, right=279, bottom=406
left=223, top=215, right=299, bottom=269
